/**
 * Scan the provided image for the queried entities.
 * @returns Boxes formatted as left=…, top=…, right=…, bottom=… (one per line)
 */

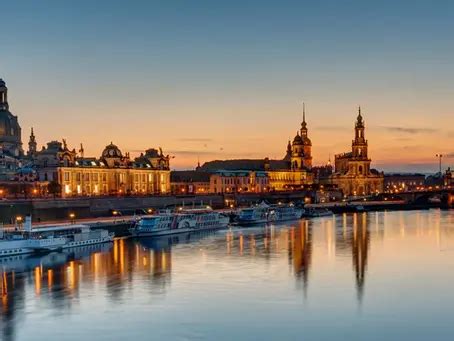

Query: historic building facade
left=210, top=170, right=269, bottom=193
left=198, top=105, right=313, bottom=191
left=170, top=170, right=211, bottom=194
left=0, top=79, right=24, bottom=180
left=329, top=108, right=384, bottom=196
left=34, top=141, right=170, bottom=197
left=384, top=173, right=426, bottom=193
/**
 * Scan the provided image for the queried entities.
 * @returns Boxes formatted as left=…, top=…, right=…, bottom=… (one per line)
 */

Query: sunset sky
left=1, top=1, right=453, bottom=172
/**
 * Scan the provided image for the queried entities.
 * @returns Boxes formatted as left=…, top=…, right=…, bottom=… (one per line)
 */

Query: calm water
left=1, top=209, right=454, bottom=341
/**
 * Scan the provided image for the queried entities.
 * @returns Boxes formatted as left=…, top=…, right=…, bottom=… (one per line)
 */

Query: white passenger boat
left=0, top=216, right=114, bottom=257
left=302, top=208, right=333, bottom=218
left=267, top=204, right=304, bottom=223
left=236, top=202, right=270, bottom=225
left=130, top=207, right=230, bottom=237
left=236, top=202, right=303, bottom=225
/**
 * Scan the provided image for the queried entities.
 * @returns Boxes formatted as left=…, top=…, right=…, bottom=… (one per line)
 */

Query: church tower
left=350, top=106, right=371, bottom=176
left=352, top=106, right=368, bottom=159
left=290, top=103, right=312, bottom=169
left=27, top=127, right=37, bottom=157
left=300, top=103, right=312, bottom=169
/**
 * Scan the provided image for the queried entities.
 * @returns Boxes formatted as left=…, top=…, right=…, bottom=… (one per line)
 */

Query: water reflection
left=1, top=210, right=454, bottom=340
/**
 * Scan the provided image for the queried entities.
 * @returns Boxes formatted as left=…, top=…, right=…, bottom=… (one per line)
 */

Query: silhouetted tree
left=47, top=181, right=61, bottom=198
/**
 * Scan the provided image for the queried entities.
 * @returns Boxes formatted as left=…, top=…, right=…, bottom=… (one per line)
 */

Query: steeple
left=27, top=127, right=37, bottom=157
left=356, top=105, right=364, bottom=127
left=352, top=107, right=367, bottom=158
left=301, top=102, right=307, bottom=136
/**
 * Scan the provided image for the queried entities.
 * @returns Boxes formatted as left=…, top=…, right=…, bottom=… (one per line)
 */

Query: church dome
left=292, top=133, right=303, bottom=145
left=302, top=136, right=312, bottom=146
left=102, top=142, right=123, bottom=158
left=0, top=110, right=21, bottom=144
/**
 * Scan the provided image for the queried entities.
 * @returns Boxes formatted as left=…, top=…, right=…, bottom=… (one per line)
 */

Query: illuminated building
left=0, top=79, right=24, bottom=180
left=0, top=79, right=23, bottom=158
left=444, top=168, right=453, bottom=188
left=210, top=170, right=269, bottom=193
left=170, top=170, right=211, bottom=194
left=35, top=141, right=170, bottom=197
left=384, top=173, right=426, bottom=192
left=329, top=108, right=384, bottom=196
left=199, top=105, right=313, bottom=191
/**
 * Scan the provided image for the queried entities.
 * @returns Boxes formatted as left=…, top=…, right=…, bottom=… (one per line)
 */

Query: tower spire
left=27, top=127, right=37, bottom=157
left=303, top=102, right=306, bottom=123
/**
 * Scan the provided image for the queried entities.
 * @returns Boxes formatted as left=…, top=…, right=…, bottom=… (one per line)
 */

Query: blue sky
left=1, top=0, right=453, bottom=171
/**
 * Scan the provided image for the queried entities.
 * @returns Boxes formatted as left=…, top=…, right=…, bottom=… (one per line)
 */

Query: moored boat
left=236, top=202, right=270, bottom=225
left=130, top=207, right=230, bottom=237
left=301, top=208, right=333, bottom=218
left=0, top=216, right=114, bottom=257
left=236, top=202, right=303, bottom=225
left=267, top=204, right=304, bottom=223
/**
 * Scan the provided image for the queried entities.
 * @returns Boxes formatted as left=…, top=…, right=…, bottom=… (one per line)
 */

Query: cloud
left=381, top=126, right=438, bottom=134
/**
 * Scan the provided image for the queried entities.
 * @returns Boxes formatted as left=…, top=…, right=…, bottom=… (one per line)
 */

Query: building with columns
left=329, top=108, right=384, bottom=196
left=34, top=141, right=171, bottom=197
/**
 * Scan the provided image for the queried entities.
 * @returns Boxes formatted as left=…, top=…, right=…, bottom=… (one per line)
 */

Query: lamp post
left=435, top=154, right=443, bottom=175
left=69, top=212, right=76, bottom=224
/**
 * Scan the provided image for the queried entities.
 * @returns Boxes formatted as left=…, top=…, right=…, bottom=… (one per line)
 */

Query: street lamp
left=435, top=154, right=443, bottom=175
left=69, top=212, right=76, bottom=224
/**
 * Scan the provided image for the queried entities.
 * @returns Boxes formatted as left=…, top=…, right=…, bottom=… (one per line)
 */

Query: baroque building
left=0, top=79, right=23, bottom=157
left=329, top=108, right=384, bottom=196
left=0, top=79, right=24, bottom=179
left=34, top=140, right=171, bottom=197
left=198, top=105, right=313, bottom=191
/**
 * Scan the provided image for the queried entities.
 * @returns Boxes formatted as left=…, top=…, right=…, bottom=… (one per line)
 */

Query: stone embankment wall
left=0, top=195, right=224, bottom=223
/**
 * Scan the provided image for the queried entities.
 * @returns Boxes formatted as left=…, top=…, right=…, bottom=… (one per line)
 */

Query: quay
left=1, top=194, right=451, bottom=239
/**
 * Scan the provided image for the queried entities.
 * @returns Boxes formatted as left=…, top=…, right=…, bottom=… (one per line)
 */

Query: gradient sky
left=1, top=0, right=453, bottom=172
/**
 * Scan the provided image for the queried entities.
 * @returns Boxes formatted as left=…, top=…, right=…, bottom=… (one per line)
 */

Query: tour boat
left=0, top=217, right=114, bottom=257
left=301, top=208, right=333, bottom=218
left=236, top=202, right=270, bottom=225
left=236, top=202, right=303, bottom=225
left=130, top=207, right=230, bottom=237
left=267, top=204, right=304, bottom=223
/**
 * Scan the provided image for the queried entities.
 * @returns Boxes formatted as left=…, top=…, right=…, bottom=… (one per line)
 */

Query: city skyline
left=2, top=1, right=454, bottom=172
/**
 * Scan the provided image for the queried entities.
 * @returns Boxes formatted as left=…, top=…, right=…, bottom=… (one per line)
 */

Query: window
left=64, top=172, right=70, bottom=181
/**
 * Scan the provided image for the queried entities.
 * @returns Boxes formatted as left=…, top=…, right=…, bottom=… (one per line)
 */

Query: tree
left=47, top=181, right=62, bottom=198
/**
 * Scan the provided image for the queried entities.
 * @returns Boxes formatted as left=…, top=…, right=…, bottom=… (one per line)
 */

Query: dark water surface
left=1, top=209, right=454, bottom=341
